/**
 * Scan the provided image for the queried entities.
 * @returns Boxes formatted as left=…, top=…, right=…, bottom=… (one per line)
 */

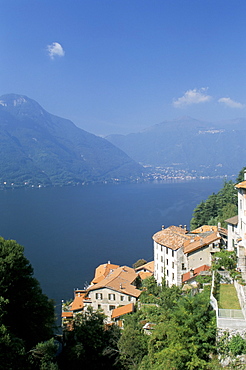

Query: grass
left=218, top=284, right=241, bottom=309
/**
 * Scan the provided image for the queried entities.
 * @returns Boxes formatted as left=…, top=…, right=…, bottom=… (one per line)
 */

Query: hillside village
left=62, top=173, right=246, bottom=340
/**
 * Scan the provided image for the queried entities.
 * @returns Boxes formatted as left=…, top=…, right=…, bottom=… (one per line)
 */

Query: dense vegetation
left=190, top=167, right=246, bottom=230
left=0, top=238, right=55, bottom=369
left=1, top=238, right=246, bottom=369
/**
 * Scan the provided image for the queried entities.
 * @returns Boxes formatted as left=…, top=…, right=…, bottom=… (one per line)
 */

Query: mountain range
left=0, top=94, right=143, bottom=187
left=106, top=116, right=246, bottom=178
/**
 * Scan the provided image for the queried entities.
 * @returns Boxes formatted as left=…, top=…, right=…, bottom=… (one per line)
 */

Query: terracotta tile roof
left=235, top=180, right=246, bottom=189
left=61, top=311, right=73, bottom=318
left=182, top=265, right=210, bottom=283
left=111, top=303, right=134, bottom=319
left=91, top=262, right=120, bottom=284
left=88, top=266, right=142, bottom=298
left=70, top=292, right=86, bottom=311
left=152, top=226, right=190, bottom=250
left=191, top=225, right=218, bottom=233
left=135, top=261, right=154, bottom=273
left=225, top=215, right=238, bottom=225
left=138, top=271, right=153, bottom=280
left=184, top=231, right=220, bottom=254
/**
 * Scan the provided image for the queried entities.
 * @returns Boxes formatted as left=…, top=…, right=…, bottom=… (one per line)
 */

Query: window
left=166, top=269, right=169, bottom=276
left=181, top=263, right=185, bottom=270
left=172, top=262, right=174, bottom=269
left=108, top=293, right=115, bottom=300
left=98, top=304, right=101, bottom=309
left=161, top=256, right=163, bottom=262
left=166, top=259, right=168, bottom=265
left=109, top=305, right=115, bottom=311
left=128, top=296, right=132, bottom=301
left=172, top=273, right=174, bottom=280
left=120, top=295, right=124, bottom=301
left=172, top=250, right=174, bottom=257
left=161, top=266, right=163, bottom=273
left=96, top=293, right=103, bottom=300
left=161, top=246, right=163, bottom=252
left=166, top=247, right=168, bottom=254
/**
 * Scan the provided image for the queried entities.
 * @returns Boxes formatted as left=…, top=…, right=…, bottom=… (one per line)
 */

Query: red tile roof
left=152, top=226, right=190, bottom=250
left=88, top=266, right=142, bottom=298
left=182, top=265, right=210, bottom=283
left=111, top=303, right=134, bottom=319
left=135, top=261, right=154, bottom=273
left=184, top=231, right=221, bottom=254
left=61, top=311, right=73, bottom=318
left=91, top=262, right=120, bottom=284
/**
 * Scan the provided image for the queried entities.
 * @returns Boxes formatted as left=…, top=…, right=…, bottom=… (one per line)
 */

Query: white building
left=153, top=225, right=222, bottom=287
left=226, top=175, right=246, bottom=272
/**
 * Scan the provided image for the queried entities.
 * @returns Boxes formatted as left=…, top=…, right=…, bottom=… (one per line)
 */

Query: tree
left=118, top=313, right=148, bottom=369
left=236, top=167, right=246, bottom=183
left=0, top=237, right=55, bottom=350
left=132, top=259, right=147, bottom=269
left=190, top=178, right=238, bottom=230
left=60, top=307, right=121, bottom=369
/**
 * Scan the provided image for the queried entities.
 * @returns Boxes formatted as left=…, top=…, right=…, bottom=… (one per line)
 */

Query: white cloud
left=218, top=97, right=245, bottom=109
left=47, top=42, right=65, bottom=60
left=173, top=88, right=211, bottom=107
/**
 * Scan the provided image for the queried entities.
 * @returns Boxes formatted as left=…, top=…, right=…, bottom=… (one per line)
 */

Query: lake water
left=0, top=180, right=223, bottom=310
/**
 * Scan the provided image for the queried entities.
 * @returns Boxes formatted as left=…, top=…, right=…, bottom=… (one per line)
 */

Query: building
left=153, top=225, right=223, bottom=286
left=62, top=262, right=143, bottom=325
left=84, top=265, right=142, bottom=321
left=134, top=260, right=154, bottom=280
left=226, top=174, right=246, bottom=272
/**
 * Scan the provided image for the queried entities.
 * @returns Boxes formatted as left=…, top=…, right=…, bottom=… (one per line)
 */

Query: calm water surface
left=0, top=180, right=223, bottom=308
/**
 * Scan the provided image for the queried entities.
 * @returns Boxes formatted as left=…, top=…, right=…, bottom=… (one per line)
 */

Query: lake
left=0, top=179, right=223, bottom=311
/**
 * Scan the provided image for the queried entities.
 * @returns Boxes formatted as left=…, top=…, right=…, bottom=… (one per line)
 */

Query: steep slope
left=106, top=116, right=246, bottom=177
left=0, top=94, right=143, bottom=187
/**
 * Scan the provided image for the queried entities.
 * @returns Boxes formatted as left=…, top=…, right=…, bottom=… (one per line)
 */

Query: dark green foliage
left=212, top=250, right=237, bottom=272
left=60, top=307, right=121, bottom=369
left=217, top=331, right=246, bottom=363
left=120, top=277, right=216, bottom=370
left=132, top=259, right=147, bottom=269
left=118, top=313, right=148, bottom=369
left=190, top=179, right=238, bottom=230
left=0, top=238, right=55, bottom=350
left=28, top=338, right=59, bottom=370
left=236, top=167, right=246, bottom=183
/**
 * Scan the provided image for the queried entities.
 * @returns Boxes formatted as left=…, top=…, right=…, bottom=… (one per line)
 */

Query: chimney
left=162, top=225, right=165, bottom=230
left=190, top=269, right=194, bottom=277
left=179, top=224, right=182, bottom=228
left=184, top=225, right=187, bottom=231
left=108, top=260, right=111, bottom=264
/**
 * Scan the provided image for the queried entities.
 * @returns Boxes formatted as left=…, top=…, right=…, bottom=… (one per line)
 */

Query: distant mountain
left=106, top=116, right=246, bottom=177
left=0, top=94, right=143, bottom=187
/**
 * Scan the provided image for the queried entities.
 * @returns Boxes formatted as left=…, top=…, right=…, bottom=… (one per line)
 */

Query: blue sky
left=1, top=0, right=246, bottom=136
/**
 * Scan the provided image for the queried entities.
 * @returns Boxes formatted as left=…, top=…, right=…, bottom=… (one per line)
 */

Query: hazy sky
left=1, top=0, right=246, bottom=136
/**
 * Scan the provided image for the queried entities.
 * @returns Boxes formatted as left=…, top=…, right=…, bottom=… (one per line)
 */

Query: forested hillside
left=106, top=117, right=246, bottom=178
left=190, top=167, right=246, bottom=230
left=0, top=94, right=143, bottom=188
